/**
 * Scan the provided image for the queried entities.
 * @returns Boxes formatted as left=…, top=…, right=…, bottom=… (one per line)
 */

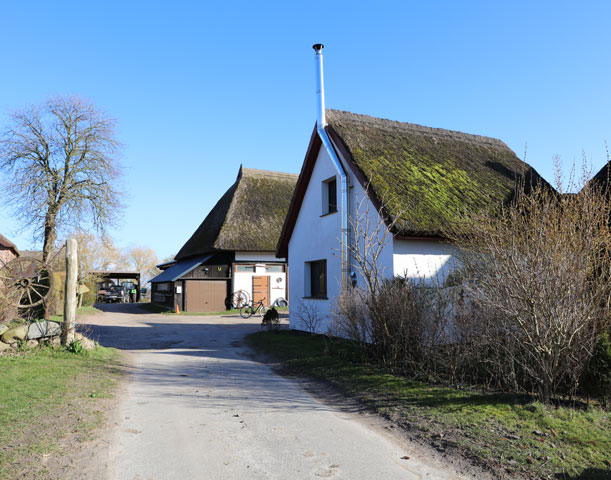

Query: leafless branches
left=450, top=173, right=611, bottom=401
left=0, top=96, right=124, bottom=261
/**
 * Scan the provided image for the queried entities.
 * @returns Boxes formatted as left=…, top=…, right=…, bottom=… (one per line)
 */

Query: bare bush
left=450, top=166, right=611, bottom=402
left=292, top=299, right=323, bottom=333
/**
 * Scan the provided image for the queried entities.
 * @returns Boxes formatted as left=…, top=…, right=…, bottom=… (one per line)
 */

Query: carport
left=92, top=271, right=141, bottom=301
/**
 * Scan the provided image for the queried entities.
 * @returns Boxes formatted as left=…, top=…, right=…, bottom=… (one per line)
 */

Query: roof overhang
left=148, top=255, right=212, bottom=283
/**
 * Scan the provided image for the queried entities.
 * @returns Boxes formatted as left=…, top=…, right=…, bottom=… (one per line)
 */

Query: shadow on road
left=81, top=315, right=354, bottom=414
left=94, top=302, right=161, bottom=314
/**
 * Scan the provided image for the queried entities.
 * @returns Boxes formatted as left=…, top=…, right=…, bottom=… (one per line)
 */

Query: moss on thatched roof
left=175, top=167, right=298, bottom=260
left=326, top=110, right=546, bottom=236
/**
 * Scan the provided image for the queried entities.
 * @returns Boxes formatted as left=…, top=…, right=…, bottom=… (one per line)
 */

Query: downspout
left=313, top=44, right=349, bottom=289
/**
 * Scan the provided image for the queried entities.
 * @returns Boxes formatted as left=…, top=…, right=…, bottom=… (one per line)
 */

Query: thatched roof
left=327, top=110, right=546, bottom=236
left=21, top=246, right=66, bottom=268
left=588, top=162, right=611, bottom=195
left=175, top=166, right=298, bottom=260
left=277, top=110, right=547, bottom=257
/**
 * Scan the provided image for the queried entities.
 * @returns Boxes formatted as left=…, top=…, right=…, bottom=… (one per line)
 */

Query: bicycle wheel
left=258, top=304, right=269, bottom=317
left=240, top=304, right=254, bottom=319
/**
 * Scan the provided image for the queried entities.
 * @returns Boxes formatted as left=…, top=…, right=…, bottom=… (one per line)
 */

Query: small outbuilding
left=150, top=166, right=298, bottom=312
left=0, top=233, right=19, bottom=265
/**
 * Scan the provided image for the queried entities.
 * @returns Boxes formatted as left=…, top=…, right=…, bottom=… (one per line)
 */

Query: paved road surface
left=82, top=304, right=469, bottom=480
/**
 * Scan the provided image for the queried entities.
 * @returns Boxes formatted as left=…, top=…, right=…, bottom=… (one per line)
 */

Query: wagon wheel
left=231, top=289, right=250, bottom=308
left=0, top=257, right=54, bottom=308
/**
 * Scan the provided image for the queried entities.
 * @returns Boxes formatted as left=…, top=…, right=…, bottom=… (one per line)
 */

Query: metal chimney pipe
left=312, top=44, right=350, bottom=289
left=313, top=44, right=326, bottom=127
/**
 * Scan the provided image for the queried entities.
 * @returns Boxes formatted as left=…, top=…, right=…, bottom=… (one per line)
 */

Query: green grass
left=48, top=305, right=101, bottom=322
left=140, top=303, right=289, bottom=316
left=247, top=331, right=611, bottom=480
left=0, top=346, right=122, bottom=478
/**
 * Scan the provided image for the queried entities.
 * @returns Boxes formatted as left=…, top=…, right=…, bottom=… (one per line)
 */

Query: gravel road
left=81, top=304, right=472, bottom=480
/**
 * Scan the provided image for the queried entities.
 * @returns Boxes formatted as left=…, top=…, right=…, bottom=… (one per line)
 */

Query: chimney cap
left=312, top=43, right=324, bottom=52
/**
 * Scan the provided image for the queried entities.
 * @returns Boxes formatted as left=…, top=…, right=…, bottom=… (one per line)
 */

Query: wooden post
left=62, top=238, right=78, bottom=346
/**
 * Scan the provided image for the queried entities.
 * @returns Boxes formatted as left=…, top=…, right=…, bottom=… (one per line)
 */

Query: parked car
left=105, top=285, right=128, bottom=303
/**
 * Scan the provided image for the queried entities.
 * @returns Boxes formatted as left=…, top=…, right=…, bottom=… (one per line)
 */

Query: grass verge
left=0, top=346, right=122, bottom=478
left=48, top=305, right=102, bottom=322
left=247, top=330, right=611, bottom=480
left=140, top=303, right=289, bottom=316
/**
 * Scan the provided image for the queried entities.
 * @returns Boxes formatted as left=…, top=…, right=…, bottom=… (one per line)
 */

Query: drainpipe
left=313, top=44, right=349, bottom=289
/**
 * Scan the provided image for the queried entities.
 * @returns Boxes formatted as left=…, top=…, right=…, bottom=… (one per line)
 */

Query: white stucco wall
left=232, top=268, right=287, bottom=306
left=288, top=147, right=342, bottom=331
left=288, top=144, right=395, bottom=333
left=231, top=252, right=288, bottom=305
left=392, top=239, right=455, bottom=285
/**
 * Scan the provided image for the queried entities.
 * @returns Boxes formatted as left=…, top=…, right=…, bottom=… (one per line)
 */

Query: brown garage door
left=185, top=280, right=227, bottom=312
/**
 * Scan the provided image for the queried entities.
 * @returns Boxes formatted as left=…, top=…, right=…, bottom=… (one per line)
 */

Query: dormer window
left=322, top=177, right=337, bottom=215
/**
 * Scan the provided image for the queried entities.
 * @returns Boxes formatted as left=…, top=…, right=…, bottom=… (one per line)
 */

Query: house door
left=252, top=276, right=270, bottom=306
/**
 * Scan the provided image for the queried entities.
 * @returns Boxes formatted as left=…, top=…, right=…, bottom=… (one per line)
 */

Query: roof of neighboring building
left=148, top=255, right=212, bottom=283
left=277, top=109, right=547, bottom=257
left=21, top=246, right=67, bottom=268
left=175, top=166, right=298, bottom=260
left=0, top=233, right=19, bottom=256
left=588, top=162, right=611, bottom=194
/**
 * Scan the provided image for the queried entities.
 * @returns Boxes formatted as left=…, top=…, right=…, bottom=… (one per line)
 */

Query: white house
left=150, top=166, right=297, bottom=312
left=276, top=45, right=545, bottom=332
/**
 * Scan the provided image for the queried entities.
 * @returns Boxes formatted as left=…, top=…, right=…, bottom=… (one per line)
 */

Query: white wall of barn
left=231, top=252, right=287, bottom=306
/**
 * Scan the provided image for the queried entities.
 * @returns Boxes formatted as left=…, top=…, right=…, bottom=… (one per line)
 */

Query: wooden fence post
left=61, top=238, right=78, bottom=346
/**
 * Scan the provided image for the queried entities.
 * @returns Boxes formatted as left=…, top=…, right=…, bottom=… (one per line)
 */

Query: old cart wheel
left=231, top=290, right=250, bottom=308
left=0, top=257, right=54, bottom=308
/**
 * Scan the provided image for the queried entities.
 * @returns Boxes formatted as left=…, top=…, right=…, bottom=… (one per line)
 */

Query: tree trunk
left=62, top=239, right=78, bottom=346
left=42, top=209, right=58, bottom=263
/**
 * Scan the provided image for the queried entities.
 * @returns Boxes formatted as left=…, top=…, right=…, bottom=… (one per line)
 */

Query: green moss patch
left=328, top=109, right=547, bottom=235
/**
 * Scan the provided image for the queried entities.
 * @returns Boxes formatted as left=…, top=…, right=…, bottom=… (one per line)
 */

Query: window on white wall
left=305, top=260, right=327, bottom=298
left=321, top=177, right=337, bottom=215
left=265, top=265, right=284, bottom=272
left=236, top=265, right=255, bottom=272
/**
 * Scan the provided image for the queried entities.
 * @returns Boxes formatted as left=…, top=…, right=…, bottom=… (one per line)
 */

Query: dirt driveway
left=80, top=304, right=472, bottom=480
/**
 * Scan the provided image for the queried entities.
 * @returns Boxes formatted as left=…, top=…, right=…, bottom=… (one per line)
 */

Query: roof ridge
left=326, top=109, right=511, bottom=150
left=241, top=167, right=299, bottom=179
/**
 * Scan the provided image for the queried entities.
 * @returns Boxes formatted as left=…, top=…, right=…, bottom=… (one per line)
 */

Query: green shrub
left=67, top=339, right=84, bottom=354
left=80, top=280, right=97, bottom=307
left=581, top=333, right=611, bottom=404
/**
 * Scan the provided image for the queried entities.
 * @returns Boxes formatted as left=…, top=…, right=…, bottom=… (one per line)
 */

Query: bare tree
left=124, top=246, right=160, bottom=284
left=0, top=96, right=123, bottom=262
left=72, top=231, right=124, bottom=282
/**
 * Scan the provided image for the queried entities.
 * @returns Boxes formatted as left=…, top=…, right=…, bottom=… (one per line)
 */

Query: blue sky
left=1, top=1, right=609, bottom=260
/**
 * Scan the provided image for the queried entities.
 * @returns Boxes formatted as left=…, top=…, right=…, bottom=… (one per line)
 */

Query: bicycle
left=240, top=297, right=268, bottom=318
